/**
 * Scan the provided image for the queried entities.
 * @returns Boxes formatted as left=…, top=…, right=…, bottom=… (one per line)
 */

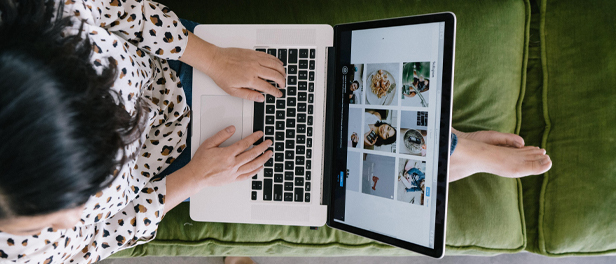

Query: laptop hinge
left=321, top=46, right=336, bottom=209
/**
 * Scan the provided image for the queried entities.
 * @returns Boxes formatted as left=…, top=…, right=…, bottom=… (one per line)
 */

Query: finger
left=237, top=139, right=272, bottom=164
left=228, top=88, right=266, bottom=102
left=251, top=77, right=283, bottom=98
left=238, top=150, right=273, bottom=174
left=258, top=67, right=286, bottom=90
left=230, top=131, right=264, bottom=154
left=237, top=165, right=265, bottom=182
left=257, top=51, right=285, bottom=70
left=201, top=126, right=235, bottom=149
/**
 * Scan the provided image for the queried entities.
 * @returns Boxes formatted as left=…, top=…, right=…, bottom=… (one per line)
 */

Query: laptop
left=189, top=13, right=456, bottom=258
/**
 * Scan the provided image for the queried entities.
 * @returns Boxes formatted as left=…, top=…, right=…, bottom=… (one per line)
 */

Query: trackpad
left=200, top=95, right=243, bottom=147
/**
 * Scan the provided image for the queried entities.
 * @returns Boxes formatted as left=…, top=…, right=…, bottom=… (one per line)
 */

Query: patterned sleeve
left=71, top=0, right=189, bottom=60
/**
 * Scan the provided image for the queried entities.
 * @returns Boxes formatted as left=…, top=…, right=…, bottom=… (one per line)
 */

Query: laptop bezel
left=324, top=12, right=456, bottom=258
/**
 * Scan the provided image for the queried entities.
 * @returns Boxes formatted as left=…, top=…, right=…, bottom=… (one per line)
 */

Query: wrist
left=179, top=31, right=221, bottom=78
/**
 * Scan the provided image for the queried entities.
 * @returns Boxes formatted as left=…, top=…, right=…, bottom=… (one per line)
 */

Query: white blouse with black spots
left=0, top=0, right=191, bottom=262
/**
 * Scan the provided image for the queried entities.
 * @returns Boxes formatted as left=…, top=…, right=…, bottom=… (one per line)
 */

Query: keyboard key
left=267, top=49, right=276, bottom=56
left=265, top=126, right=274, bottom=135
left=285, top=151, right=294, bottom=160
left=297, top=134, right=306, bottom=144
left=297, top=124, right=306, bottom=133
left=288, top=65, right=297, bottom=75
left=309, top=60, right=315, bottom=70
left=308, top=94, right=314, bottom=103
left=298, top=71, right=307, bottom=80
left=298, top=103, right=307, bottom=112
left=256, top=48, right=266, bottom=53
left=264, top=168, right=273, bottom=177
left=274, top=184, right=283, bottom=201
left=284, top=182, right=293, bottom=191
left=298, top=82, right=307, bottom=91
left=285, top=161, right=294, bottom=170
left=308, top=116, right=313, bottom=125
left=306, top=171, right=311, bottom=181
left=274, top=174, right=283, bottom=183
left=294, top=188, right=304, bottom=202
left=286, top=108, right=296, bottom=117
left=252, top=175, right=257, bottom=179
left=295, top=177, right=304, bottom=186
left=276, top=121, right=285, bottom=130
left=252, top=181, right=262, bottom=190
left=309, top=83, right=314, bottom=92
left=307, top=127, right=312, bottom=136
left=284, top=192, right=293, bottom=201
left=305, top=182, right=311, bottom=192
left=299, top=49, right=308, bottom=58
left=277, top=49, right=287, bottom=66
left=308, top=105, right=313, bottom=114
left=296, top=145, right=305, bottom=155
left=287, top=97, right=296, bottom=107
left=307, top=149, right=312, bottom=159
left=275, top=152, right=284, bottom=162
left=309, top=72, right=314, bottom=81
left=286, top=129, right=295, bottom=138
left=285, top=171, right=294, bottom=181
left=263, top=179, right=272, bottom=200
left=309, top=49, right=316, bottom=58
left=274, top=163, right=283, bottom=172
left=266, top=105, right=275, bottom=114
left=276, top=99, right=285, bottom=109
left=265, top=157, right=273, bottom=167
left=288, top=86, right=297, bottom=96
left=276, top=110, right=285, bottom=120
left=286, top=118, right=295, bottom=128
left=305, top=192, right=310, bottom=202
left=266, top=94, right=276, bottom=103
left=252, top=191, right=257, bottom=200
left=299, top=60, right=308, bottom=69
left=296, top=156, right=305, bottom=165
left=298, top=92, right=307, bottom=101
left=288, top=49, right=298, bottom=63
left=265, top=115, right=274, bottom=124
left=275, top=142, right=284, bottom=151
left=288, top=75, right=297, bottom=85
left=297, top=114, right=306, bottom=123
left=286, top=140, right=295, bottom=149
left=307, top=138, right=312, bottom=147
left=306, top=160, right=312, bottom=170
left=275, top=132, right=284, bottom=141
left=295, top=166, right=305, bottom=176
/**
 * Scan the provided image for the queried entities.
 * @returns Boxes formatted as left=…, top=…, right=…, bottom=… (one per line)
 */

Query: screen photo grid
left=346, top=61, right=436, bottom=208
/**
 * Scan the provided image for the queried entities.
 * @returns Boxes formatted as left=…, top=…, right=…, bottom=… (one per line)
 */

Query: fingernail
left=226, top=126, right=235, bottom=133
left=255, top=96, right=264, bottom=102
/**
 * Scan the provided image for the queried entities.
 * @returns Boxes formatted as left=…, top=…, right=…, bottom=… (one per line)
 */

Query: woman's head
left=0, top=0, right=145, bottom=231
left=373, top=121, right=397, bottom=146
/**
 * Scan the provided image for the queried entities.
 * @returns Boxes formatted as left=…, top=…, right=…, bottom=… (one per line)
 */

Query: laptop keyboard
left=252, top=47, right=317, bottom=203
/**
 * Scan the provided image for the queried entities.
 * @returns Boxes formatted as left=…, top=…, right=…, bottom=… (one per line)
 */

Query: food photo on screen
left=399, top=111, right=428, bottom=156
left=365, top=63, right=400, bottom=106
left=401, top=62, right=430, bottom=107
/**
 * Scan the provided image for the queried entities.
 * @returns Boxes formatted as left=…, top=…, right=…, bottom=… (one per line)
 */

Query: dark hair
left=352, top=80, right=359, bottom=86
left=0, top=0, right=146, bottom=218
left=373, top=121, right=397, bottom=146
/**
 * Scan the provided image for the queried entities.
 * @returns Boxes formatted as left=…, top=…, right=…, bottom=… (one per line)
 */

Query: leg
left=449, top=136, right=552, bottom=182
left=225, top=257, right=256, bottom=264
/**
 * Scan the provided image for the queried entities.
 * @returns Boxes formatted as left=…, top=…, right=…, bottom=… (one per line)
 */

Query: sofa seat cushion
left=112, top=0, right=531, bottom=257
left=535, top=0, right=616, bottom=256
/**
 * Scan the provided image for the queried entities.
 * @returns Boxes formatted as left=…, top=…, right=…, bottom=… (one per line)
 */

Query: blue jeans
left=158, top=19, right=458, bottom=182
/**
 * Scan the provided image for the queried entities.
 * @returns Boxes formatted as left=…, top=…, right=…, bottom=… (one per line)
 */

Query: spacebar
left=253, top=101, right=264, bottom=145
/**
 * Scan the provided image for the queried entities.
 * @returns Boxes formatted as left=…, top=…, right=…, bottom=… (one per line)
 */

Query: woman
left=0, top=0, right=553, bottom=263
left=363, top=110, right=397, bottom=148
left=0, top=0, right=280, bottom=262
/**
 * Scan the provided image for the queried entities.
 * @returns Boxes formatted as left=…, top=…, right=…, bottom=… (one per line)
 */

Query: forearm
left=163, top=165, right=205, bottom=215
left=178, top=31, right=219, bottom=77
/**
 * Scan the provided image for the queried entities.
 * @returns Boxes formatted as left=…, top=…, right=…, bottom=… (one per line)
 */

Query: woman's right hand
left=364, top=131, right=377, bottom=146
left=186, top=126, right=273, bottom=187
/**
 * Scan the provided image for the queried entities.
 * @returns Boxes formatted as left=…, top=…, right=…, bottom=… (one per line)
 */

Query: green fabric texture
left=112, top=0, right=531, bottom=257
left=536, top=0, right=616, bottom=256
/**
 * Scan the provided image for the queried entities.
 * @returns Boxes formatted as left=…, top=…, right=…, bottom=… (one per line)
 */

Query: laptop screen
left=328, top=14, right=454, bottom=257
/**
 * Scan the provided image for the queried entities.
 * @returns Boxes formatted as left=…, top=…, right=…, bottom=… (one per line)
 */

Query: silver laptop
left=190, top=13, right=456, bottom=258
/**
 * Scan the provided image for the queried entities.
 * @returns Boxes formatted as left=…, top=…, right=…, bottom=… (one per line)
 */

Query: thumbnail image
left=347, top=64, right=364, bottom=104
left=401, top=62, right=430, bottom=107
left=365, top=63, right=399, bottom=106
left=396, top=159, right=427, bottom=205
left=399, top=111, right=428, bottom=156
left=346, top=151, right=361, bottom=192
left=362, top=154, right=395, bottom=200
left=364, top=109, right=398, bottom=153
left=348, top=108, right=362, bottom=148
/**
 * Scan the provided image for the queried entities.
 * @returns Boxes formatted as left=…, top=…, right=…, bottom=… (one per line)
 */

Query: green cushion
left=534, top=0, right=616, bottom=256
left=113, top=0, right=531, bottom=257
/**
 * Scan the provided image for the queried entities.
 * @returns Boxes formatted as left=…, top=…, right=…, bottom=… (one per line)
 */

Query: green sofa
left=111, top=0, right=616, bottom=257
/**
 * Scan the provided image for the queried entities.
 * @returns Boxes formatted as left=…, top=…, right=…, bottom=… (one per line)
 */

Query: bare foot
left=449, top=137, right=552, bottom=182
left=452, top=128, right=525, bottom=148
left=225, top=257, right=256, bottom=264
